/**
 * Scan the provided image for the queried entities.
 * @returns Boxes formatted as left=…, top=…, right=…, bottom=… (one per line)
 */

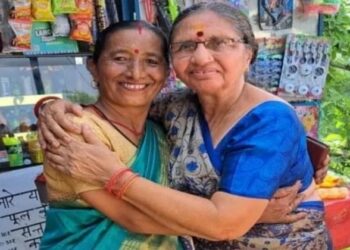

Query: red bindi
left=134, top=49, right=139, bottom=54
left=196, top=31, right=204, bottom=37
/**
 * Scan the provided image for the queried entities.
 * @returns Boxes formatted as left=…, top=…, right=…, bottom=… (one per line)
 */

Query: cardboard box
left=325, top=191, right=350, bottom=250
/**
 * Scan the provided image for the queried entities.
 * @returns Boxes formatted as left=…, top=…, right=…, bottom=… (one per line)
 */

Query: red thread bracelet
left=114, top=173, right=139, bottom=199
left=104, top=168, right=131, bottom=194
left=33, top=96, right=61, bottom=118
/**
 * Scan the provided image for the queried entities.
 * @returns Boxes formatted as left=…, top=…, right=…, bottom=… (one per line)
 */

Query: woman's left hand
left=258, top=181, right=307, bottom=224
left=45, top=124, right=123, bottom=184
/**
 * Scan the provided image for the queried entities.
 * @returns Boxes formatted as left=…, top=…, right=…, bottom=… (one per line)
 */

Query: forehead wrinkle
left=106, top=48, right=132, bottom=55
left=103, top=48, right=163, bottom=59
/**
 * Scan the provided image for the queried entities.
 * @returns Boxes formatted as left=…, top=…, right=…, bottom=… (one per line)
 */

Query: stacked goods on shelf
left=0, top=0, right=33, bottom=53
left=317, top=174, right=349, bottom=200
left=248, top=37, right=285, bottom=94
left=0, top=0, right=177, bottom=55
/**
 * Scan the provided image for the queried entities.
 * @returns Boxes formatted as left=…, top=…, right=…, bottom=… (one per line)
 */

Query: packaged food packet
left=52, top=15, right=70, bottom=37
left=9, top=0, right=32, bottom=19
left=71, top=0, right=94, bottom=19
left=94, top=0, right=110, bottom=33
left=52, top=0, right=77, bottom=15
left=70, top=17, right=93, bottom=43
left=32, top=0, right=55, bottom=22
left=69, top=0, right=94, bottom=44
left=8, top=18, right=32, bottom=51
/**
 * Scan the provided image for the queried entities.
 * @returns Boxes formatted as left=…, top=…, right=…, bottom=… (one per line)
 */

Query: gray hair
left=169, top=1, right=258, bottom=64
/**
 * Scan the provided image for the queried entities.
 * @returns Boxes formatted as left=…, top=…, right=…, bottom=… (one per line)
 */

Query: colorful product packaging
left=2, top=135, right=23, bottom=167
left=32, top=0, right=55, bottom=22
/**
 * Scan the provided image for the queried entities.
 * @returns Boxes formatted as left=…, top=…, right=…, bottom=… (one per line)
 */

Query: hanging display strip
left=258, top=0, right=293, bottom=31
left=277, top=34, right=330, bottom=101
left=248, top=37, right=285, bottom=94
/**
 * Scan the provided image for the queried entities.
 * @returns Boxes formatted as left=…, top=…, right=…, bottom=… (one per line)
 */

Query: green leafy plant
left=320, top=1, right=350, bottom=177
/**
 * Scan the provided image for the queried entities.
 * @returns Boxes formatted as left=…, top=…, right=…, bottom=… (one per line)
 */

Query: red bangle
left=104, top=168, right=131, bottom=194
left=115, top=174, right=139, bottom=199
left=33, top=96, right=61, bottom=118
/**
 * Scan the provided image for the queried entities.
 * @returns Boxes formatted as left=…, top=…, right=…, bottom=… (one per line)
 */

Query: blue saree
left=151, top=89, right=331, bottom=250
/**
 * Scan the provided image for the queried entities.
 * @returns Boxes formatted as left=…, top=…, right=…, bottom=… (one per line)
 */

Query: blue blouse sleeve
left=219, top=103, right=306, bottom=199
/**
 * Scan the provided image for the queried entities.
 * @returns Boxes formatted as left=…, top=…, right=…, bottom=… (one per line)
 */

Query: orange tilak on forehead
left=127, top=41, right=140, bottom=54
left=190, top=23, right=205, bottom=38
left=134, top=23, right=142, bottom=54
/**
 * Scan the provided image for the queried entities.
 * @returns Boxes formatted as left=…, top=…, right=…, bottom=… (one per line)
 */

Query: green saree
left=40, top=120, right=183, bottom=250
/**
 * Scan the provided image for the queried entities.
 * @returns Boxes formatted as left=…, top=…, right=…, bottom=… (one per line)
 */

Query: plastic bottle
left=27, top=132, right=44, bottom=164
left=2, top=134, right=24, bottom=167
left=0, top=124, right=9, bottom=168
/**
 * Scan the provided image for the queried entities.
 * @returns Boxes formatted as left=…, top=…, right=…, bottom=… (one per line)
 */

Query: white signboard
left=0, top=166, right=46, bottom=250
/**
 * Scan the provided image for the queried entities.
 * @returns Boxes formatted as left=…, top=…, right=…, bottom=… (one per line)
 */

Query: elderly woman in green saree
left=40, top=20, right=183, bottom=249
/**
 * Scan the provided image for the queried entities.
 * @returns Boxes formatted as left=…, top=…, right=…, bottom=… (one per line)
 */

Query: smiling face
left=170, top=10, right=253, bottom=97
left=90, top=28, right=167, bottom=110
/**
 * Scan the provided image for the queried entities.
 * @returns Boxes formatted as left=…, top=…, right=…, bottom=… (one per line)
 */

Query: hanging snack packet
left=69, top=0, right=94, bottom=43
left=94, top=0, right=110, bottom=33
left=52, top=0, right=77, bottom=15
left=0, top=32, right=3, bottom=53
left=70, top=17, right=93, bottom=43
left=32, top=0, right=55, bottom=22
left=8, top=18, right=32, bottom=51
left=71, top=0, right=94, bottom=19
left=52, top=15, right=70, bottom=37
left=9, top=0, right=32, bottom=20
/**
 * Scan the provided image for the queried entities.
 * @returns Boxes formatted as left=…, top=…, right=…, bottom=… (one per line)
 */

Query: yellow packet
left=32, top=0, right=55, bottom=22
left=70, top=0, right=94, bottom=19
left=52, top=0, right=77, bottom=15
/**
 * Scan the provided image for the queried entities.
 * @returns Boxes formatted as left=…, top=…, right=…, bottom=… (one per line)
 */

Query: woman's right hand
left=37, top=99, right=83, bottom=149
left=45, top=124, right=121, bottom=184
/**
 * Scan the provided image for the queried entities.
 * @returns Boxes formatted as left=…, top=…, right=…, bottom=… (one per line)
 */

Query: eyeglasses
left=170, top=37, right=245, bottom=58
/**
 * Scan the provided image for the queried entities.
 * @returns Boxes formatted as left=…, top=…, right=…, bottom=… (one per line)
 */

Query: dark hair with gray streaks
left=169, top=1, right=258, bottom=64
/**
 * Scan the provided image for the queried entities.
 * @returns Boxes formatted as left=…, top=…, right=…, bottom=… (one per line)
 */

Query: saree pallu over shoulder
left=40, top=120, right=182, bottom=250
left=158, top=91, right=331, bottom=249
left=152, top=89, right=220, bottom=197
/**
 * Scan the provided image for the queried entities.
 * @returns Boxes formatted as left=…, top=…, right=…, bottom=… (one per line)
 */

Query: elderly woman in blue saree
left=39, top=2, right=331, bottom=250
left=40, top=21, right=183, bottom=250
